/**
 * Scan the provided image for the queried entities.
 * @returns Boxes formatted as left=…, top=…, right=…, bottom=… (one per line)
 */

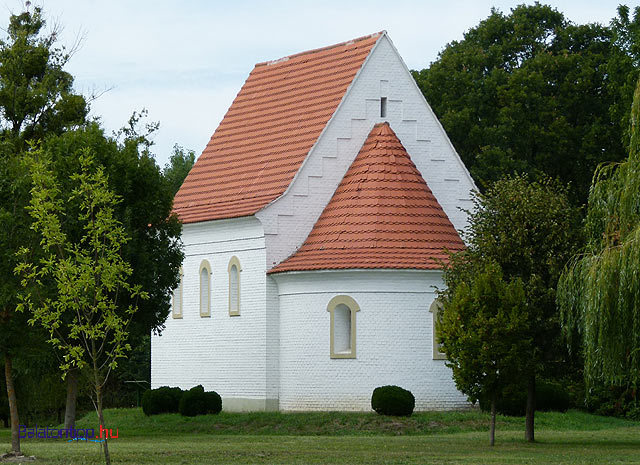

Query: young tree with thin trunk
left=438, top=261, right=531, bottom=445
left=0, top=6, right=87, bottom=452
left=440, top=174, right=580, bottom=442
left=17, top=150, right=146, bottom=465
left=43, top=118, right=184, bottom=427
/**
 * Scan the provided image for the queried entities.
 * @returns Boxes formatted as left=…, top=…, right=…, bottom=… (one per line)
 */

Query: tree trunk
left=525, top=375, right=535, bottom=442
left=4, top=354, right=21, bottom=455
left=92, top=350, right=111, bottom=465
left=64, top=368, right=78, bottom=430
left=97, top=389, right=111, bottom=465
left=490, top=394, right=496, bottom=446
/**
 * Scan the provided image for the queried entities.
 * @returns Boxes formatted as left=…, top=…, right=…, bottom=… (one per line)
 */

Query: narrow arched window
left=430, top=299, right=446, bottom=360
left=327, top=295, right=360, bottom=359
left=333, top=304, right=351, bottom=352
left=200, top=260, right=211, bottom=317
left=228, top=256, right=242, bottom=316
left=172, top=267, right=184, bottom=319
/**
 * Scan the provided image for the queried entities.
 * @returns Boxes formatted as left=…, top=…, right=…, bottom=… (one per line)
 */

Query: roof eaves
left=268, top=267, right=443, bottom=276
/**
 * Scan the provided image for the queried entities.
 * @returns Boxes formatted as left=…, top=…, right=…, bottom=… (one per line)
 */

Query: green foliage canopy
left=0, top=6, right=88, bottom=352
left=0, top=7, right=86, bottom=146
left=442, top=175, right=580, bottom=373
left=43, top=121, right=184, bottom=337
left=438, top=174, right=580, bottom=440
left=558, top=77, right=640, bottom=389
left=413, top=3, right=639, bottom=205
left=439, top=262, right=531, bottom=405
left=17, top=150, right=146, bottom=375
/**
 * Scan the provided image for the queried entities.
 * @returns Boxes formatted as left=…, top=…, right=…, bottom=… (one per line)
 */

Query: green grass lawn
left=1, top=409, right=639, bottom=464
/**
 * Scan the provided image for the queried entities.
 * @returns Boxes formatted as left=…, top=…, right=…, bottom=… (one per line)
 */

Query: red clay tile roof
left=173, top=32, right=383, bottom=223
left=269, top=123, right=465, bottom=273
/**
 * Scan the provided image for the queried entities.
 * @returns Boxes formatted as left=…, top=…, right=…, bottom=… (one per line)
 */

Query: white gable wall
left=257, top=33, right=476, bottom=270
left=151, top=216, right=278, bottom=411
left=272, top=269, right=468, bottom=411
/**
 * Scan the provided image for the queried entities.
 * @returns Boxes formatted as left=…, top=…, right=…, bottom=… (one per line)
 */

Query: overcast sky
left=0, top=0, right=622, bottom=168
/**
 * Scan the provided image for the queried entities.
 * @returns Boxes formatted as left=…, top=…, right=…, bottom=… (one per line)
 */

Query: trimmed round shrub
left=179, top=385, right=222, bottom=416
left=141, top=386, right=184, bottom=416
left=204, top=390, right=222, bottom=415
left=371, top=385, right=415, bottom=416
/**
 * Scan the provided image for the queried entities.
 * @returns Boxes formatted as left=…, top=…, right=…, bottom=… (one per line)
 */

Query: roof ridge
left=256, top=31, right=385, bottom=67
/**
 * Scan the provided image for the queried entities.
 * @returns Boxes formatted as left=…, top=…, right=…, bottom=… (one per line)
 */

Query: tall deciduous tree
left=17, top=151, right=146, bottom=465
left=41, top=120, right=184, bottom=427
left=440, top=174, right=580, bottom=442
left=413, top=3, right=638, bottom=205
left=438, top=261, right=531, bottom=445
left=0, top=7, right=86, bottom=147
left=558, top=77, right=640, bottom=392
left=0, top=6, right=87, bottom=455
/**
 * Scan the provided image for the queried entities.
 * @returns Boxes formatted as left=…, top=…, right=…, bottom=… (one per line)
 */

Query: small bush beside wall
left=179, top=385, right=223, bottom=417
left=142, top=385, right=222, bottom=416
left=371, top=385, right=415, bottom=416
left=141, top=386, right=184, bottom=416
left=204, top=390, right=222, bottom=415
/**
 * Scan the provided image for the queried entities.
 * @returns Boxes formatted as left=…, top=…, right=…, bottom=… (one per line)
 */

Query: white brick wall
left=272, top=270, right=469, bottom=411
left=257, top=33, right=476, bottom=270
left=151, top=216, right=275, bottom=407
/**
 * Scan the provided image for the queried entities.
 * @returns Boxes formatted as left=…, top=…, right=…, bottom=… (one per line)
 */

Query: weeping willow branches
left=558, top=77, right=640, bottom=388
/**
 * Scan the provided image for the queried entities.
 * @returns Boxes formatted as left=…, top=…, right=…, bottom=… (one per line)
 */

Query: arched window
left=200, top=260, right=211, bottom=317
left=430, top=299, right=446, bottom=360
left=228, top=256, right=242, bottom=316
left=172, top=267, right=184, bottom=319
left=327, top=295, right=360, bottom=359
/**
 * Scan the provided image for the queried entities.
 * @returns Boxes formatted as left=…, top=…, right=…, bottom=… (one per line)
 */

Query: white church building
left=151, top=31, right=476, bottom=411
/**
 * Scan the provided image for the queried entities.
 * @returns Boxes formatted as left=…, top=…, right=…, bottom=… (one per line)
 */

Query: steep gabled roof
left=269, top=123, right=465, bottom=273
left=173, top=32, right=383, bottom=224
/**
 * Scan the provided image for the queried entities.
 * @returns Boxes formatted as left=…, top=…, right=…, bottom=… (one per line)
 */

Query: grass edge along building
left=151, top=31, right=476, bottom=412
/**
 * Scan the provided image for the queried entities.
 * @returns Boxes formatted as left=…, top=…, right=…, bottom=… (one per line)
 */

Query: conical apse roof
left=269, top=122, right=465, bottom=273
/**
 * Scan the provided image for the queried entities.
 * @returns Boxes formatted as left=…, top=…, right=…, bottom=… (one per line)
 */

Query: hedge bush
left=141, top=386, right=184, bottom=416
left=371, top=385, right=415, bottom=416
left=178, top=385, right=222, bottom=416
